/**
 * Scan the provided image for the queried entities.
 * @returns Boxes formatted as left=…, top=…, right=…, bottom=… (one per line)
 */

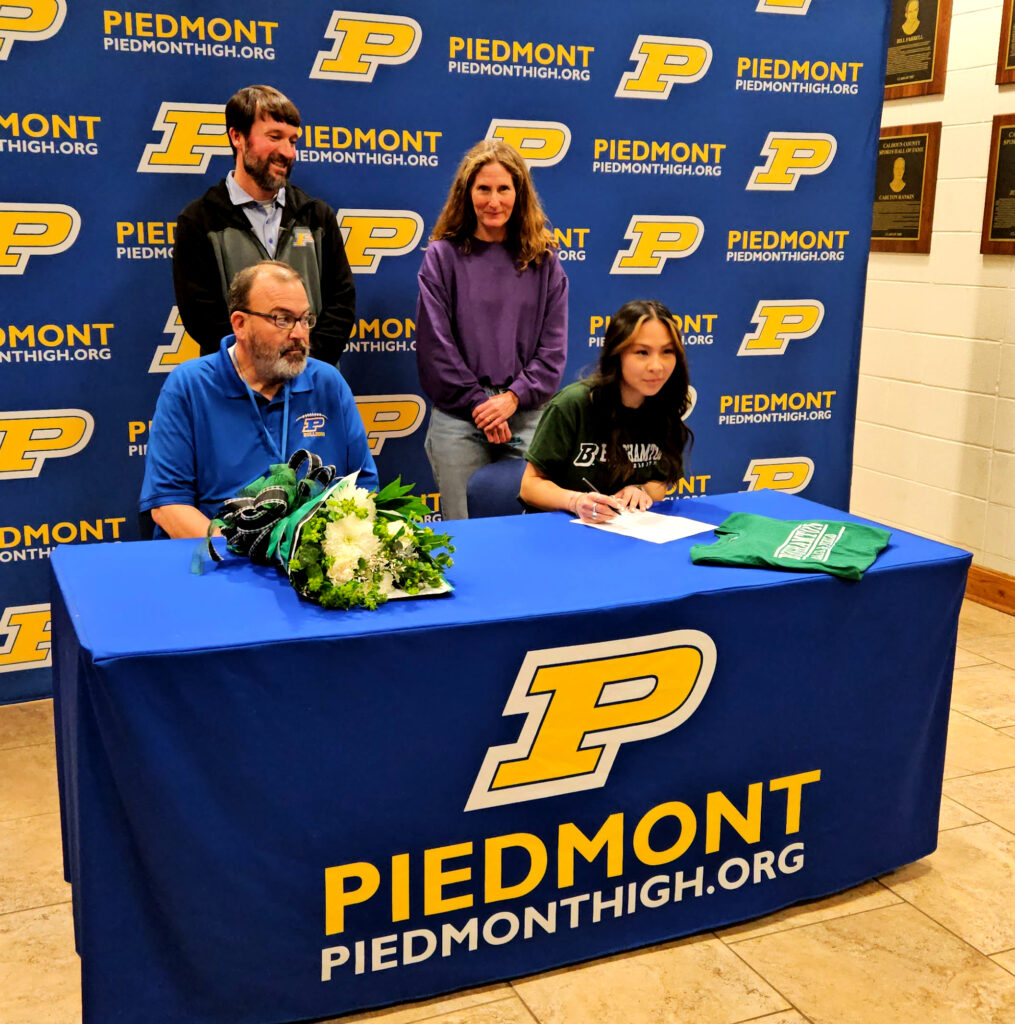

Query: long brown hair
left=430, top=139, right=556, bottom=270
left=585, top=300, right=693, bottom=486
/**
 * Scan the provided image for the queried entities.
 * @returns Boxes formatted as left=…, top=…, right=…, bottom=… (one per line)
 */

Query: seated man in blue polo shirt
left=140, top=260, right=378, bottom=538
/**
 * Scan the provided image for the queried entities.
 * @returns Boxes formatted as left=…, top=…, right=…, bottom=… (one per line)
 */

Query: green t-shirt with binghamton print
left=525, top=381, right=670, bottom=494
left=689, top=512, right=891, bottom=580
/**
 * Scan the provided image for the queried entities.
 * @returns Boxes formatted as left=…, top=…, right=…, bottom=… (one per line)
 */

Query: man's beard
left=249, top=332, right=308, bottom=384
left=244, top=150, right=291, bottom=193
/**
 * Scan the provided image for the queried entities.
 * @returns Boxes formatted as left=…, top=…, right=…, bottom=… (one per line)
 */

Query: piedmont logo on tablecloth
left=466, top=630, right=717, bottom=810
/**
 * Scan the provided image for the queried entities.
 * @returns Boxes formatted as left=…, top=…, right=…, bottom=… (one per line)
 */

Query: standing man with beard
left=141, top=261, right=377, bottom=539
left=172, top=85, right=355, bottom=365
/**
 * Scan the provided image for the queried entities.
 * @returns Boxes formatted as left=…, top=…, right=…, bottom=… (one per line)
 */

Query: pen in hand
left=581, top=478, right=626, bottom=519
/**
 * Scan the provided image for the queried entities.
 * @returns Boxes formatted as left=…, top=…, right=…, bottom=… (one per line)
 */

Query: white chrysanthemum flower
left=322, top=515, right=382, bottom=585
left=377, top=570, right=396, bottom=596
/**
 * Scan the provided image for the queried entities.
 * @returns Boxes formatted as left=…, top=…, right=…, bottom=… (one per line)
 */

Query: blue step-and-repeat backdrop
left=0, top=0, right=890, bottom=701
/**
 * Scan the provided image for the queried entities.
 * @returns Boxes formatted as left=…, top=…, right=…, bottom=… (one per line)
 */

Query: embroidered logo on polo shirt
left=298, top=412, right=327, bottom=438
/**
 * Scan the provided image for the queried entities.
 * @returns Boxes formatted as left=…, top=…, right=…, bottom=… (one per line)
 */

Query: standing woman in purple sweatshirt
left=415, top=139, right=569, bottom=519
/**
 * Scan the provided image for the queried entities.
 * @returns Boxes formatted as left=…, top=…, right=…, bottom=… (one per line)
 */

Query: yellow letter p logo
left=486, top=120, right=571, bottom=167
left=338, top=209, right=423, bottom=273
left=0, top=204, right=80, bottom=275
left=739, top=300, right=825, bottom=356
left=0, top=0, right=65, bottom=59
left=611, top=216, right=703, bottom=274
left=311, top=11, right=422, bottom=82
left=0, top=410, right=94, bottom=479
left=466, top=630, right=716, bottom=810
left=748, top=132, right=836, bottom=190
left=615, top=35, right=713, bottom=98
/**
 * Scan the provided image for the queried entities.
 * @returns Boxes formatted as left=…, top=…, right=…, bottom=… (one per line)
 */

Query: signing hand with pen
left=572, top=490, right=623, bottom=524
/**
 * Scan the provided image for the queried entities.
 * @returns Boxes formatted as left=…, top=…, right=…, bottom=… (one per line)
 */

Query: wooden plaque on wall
left=884, top=0, right=951, bottom=100
left=997, top=0, right=1015, bottom=85
left=981, top=114, right=1015, bottom=254
left=871, top=123, right=941, bottom=253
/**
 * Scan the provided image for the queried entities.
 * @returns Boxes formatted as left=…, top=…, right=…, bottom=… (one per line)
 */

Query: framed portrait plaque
left=884, top=0, right=951, bottom=100
left=981, top=114, right=1015, bottom=255
left=871, top=123, right=941, bottom=253
left=997, top=0, right=1015, bottom=85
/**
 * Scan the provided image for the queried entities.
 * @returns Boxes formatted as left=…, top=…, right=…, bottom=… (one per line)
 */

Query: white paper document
left=572, top=510, right=717, bottom=544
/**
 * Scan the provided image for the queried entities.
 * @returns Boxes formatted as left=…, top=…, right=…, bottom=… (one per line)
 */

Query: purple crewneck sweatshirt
left=415, top=238, right=568, bottom=416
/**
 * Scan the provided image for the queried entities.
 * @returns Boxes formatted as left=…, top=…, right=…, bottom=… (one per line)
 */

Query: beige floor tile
left=945, top=768, right=1015, bottom=835
left=0, top=812, right=69, bottom=915
left=735, top=1014, right=809, bottom=1024
left=943, top=711, right=1015, bottom=777
left=324, top=985, right=516, bottom=1024
left=881, top=823, right=1015, bottom=955
left=950, top=663, right=1015, bottom=729
left=511, top=934, right=788, bottom=1024
left=0, top=903, right=81, bottom=1024
left=0, top=744, right=59, bottom=822
left=1003, top=727, right=1015, bottom=740
left=954, top=646, right=991, bottom=669
left=939, top=794, right=986, bottom=831
left=958, top=601, right=1015, bottom=643
left=993, top=950, right=1015, bottom=976
left=0, top=699, right=54, bottom=751
left=733, top=903, right=1015, bottom=1024
left=958, top=634, right=1015, bottom=672
left=718, top=879, right=900, bottom=943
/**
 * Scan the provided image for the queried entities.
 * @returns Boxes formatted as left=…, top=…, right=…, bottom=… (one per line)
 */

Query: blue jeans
left=425, top=403, right=543, bottom=520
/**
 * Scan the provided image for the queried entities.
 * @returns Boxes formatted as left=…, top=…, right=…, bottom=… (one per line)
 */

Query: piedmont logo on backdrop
left=338, top=210, right=423, bottom=274
left=467, top=630, right=717, bottom=810
left=102, top=11, right=277, bottom=60
left=736, top=56, right=863, bottom=97
left=311, top=12, right=421, bottom=82
left=0, top=322, right=114, bottom=365
left=116, top=219, right=175, bottom=260
left=137, top=102, right=228, bottom=174
left=345, top=315, right=416, bottom=354
left=486, top=120, right=571, bottom=168
left=587, top=312, right=716, bottom=348
left=616, top=35, right=712, bottom=99
left=739, top=301, right=825, bottom=356
left=743, top=458, right=814, bottom=494
left=354, top=396, right=425, bottom=455
left=727, top=227, right=848, bottom=264
left=611, top=216, right=704, bottom=274
left=297, top=124, right=442, bottom=168
left=1, top=516, right=127, bottom=563
left=0, top=204, right=80, bottom=274
left=0, top=409, right=94, bottom=479
left=449, top=33, right=593, bottom=81
left=149, top=308, right=199, bottom=373
left=0, top=605, right=51, bottom=673
left=0, top=112, right=101, bottom=157
left=747, top=132, right=836, bottom=191
left=593, top=136, right=724, bottom=178
left=0, top=0, right=65, bottom=60
left=719, top=390, right=835, bottom=426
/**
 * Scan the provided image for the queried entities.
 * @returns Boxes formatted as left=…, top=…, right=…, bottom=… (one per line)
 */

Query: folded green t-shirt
left=689, top=512, right=891, bottom=580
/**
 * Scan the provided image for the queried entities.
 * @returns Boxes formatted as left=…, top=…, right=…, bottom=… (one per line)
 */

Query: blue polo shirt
left=140, top=339, right=378, bottom=528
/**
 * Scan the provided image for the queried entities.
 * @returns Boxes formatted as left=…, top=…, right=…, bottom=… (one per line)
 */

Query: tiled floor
left=3, top=600, right=1015, bottom=1024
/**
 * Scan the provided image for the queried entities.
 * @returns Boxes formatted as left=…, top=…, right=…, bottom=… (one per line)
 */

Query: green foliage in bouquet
left=287, top=478, right=454, bottom=610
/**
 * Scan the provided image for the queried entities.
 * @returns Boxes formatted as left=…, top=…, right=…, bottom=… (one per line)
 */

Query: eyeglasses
left=238, top=309, right=317, bottom=331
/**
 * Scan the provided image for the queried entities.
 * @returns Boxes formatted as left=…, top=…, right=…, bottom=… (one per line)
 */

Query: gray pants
left=424, top=404, right=543, bottom=520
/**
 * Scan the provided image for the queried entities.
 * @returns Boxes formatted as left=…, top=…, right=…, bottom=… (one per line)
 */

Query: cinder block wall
left=852, top=0, right=1015, bottom=573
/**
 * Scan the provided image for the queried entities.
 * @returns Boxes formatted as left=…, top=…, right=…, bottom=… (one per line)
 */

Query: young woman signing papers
left=520, top=300, right=693, bottom=524
left=415, top=139, right=568, bottom=520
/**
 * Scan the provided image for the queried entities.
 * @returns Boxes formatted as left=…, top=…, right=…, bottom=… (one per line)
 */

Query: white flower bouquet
left=286, top=476, right=453, bottom=610
left=207, top=451, right=453, bottom=610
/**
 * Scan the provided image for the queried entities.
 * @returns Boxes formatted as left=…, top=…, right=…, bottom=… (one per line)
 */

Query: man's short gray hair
left=227, top=261, right=305, bottom=314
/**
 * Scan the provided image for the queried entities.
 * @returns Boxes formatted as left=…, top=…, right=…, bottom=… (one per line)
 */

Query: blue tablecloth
left=51, top=491, right=970, bottom=1024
